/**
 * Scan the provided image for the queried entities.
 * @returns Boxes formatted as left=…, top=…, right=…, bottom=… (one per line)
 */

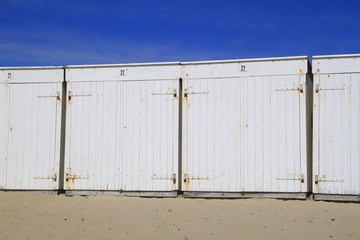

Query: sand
left=0, top=192, right=359, bottom=240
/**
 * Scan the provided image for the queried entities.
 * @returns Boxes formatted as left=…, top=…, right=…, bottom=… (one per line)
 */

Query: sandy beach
left=0, top=192, right=359, bottom=240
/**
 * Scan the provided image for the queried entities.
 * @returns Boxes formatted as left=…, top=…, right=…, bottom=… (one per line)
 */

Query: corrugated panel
left=0, top=69, right=63, bottom=190
left=313, top=73, right=360, bottom=195
left=182, top=60, right=310, bottom=193
left=64, top=66, right=180, bottom=191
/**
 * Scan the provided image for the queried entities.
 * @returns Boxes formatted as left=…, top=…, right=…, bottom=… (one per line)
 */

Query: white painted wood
left=0, top=68, right=63, bottom=190
left=181, top=58, right=311, bottom=193
left=64, top=65, right=180, bottom=192
left=313, top=55, right=360, bottom=196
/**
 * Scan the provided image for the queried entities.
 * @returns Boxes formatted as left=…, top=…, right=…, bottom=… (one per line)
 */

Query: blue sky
left=1, top=0, right=360, bottom=66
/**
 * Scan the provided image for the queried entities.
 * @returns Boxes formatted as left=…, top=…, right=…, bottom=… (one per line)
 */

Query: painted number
left=241, top=65, right=246, bottom=72
left=7, top=73, right=13, bottom=79
left=119, top=69, right=127, bottom=76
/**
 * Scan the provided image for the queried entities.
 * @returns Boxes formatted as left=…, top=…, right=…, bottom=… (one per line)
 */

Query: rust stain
left=65, top=169, right=75, bottom=189
left=68, top=95, right=72, bottom=103
left=173, top=93, right=177, bottom=98
left=183, top=179, right=190, bottom=191
left=297, top=88, right=304, bottom=94
left=56, top=95, right=61, bottom=101
left=315, top=182, right=319, bottom=193
left=299, top=69, right=304, bottom=74
left=317, top=69, right=320, bottom=73
left=186, top=73, right=189, bottom=78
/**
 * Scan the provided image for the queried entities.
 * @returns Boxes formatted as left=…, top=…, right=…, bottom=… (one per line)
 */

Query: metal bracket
left=314, top=175, right=344, bottom=184
left=183, top=90, right=210, bottom=98
left=184, top=91, right=210, bottom=95
left=65, top=174, right=89, bottom=181
left=152, top=89, right=178, bottom=97
left=37, top=92, right=61, bottom=98
left=151, top=174, right=176, bottom=184
left=37, top=92, right=61, bottom=100
left=315, top=84, right=345, bottom=93
left=68, top=91, right=92, bottom=97
left=277, top=174, right=304, bottom=183
left=34, top=173, right=57, bottom=181
left=276, top=84, right=303, bottom=93
left=183, top=174, right=209, bottom=182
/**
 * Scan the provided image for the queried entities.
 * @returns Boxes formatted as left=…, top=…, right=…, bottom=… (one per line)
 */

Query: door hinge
left=277, top=174, right=304, bottom=183
left=184, top=90, right=210, bottom=95
left=276, top=84, right=304, bottom=93
left=152, top=174, right=176, bottom=184
left=314, top=175, right=344, bottom=184
left=183, top=174, right=209, bottom=183
left=65, top=173, right=89, bottom=181
left=68, top=91, right=92, bottom=101
left=37, top=92, right=61, bottom=100
left=183, top=88, right=210, bottom=97
left=315, top=84, right=345, bottom=93
left=152, top=89, right=178, bottom=97
left=34, top=173, right=57, bottom=181
left=68, top=91, right=92, bottom=97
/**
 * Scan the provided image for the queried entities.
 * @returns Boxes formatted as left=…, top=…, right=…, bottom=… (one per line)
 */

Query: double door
left=181, top=73, right=309, bottom=193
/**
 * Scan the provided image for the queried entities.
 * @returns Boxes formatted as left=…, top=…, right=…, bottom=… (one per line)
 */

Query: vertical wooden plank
left=312, top=74, right=320, bottom=193
left=270, top=76, right=279, bottom=192
left=341, top=74, right=351, bottom=194
left=262, top=76, right=271, bottom=191
left=318, top=74, right=328, bottom=193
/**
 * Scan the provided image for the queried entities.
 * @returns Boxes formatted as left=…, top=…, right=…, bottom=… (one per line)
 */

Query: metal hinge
left=152, top=174, right=176, bottom=184
left=183, top=90, right=210, bottom=98
left=314, top=175, right=344, bottom=184
left=276, top=84, right=304, bottom=93
left=315, top=84, right=345, bottom=93
left=277, top=174, right=304, bottom=183
left=37, top=92, right=61, bottom=100
left=183, top=174, right=209, bottom=182
left=65, top=174, right=90, bottom=181
left=184, top=89, right=210, bottom=95
left=152, top=89, right=178, bottom=97
left=68, top=91, right=92, bottom=97
left=34, top=173, right=57, bottom=181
